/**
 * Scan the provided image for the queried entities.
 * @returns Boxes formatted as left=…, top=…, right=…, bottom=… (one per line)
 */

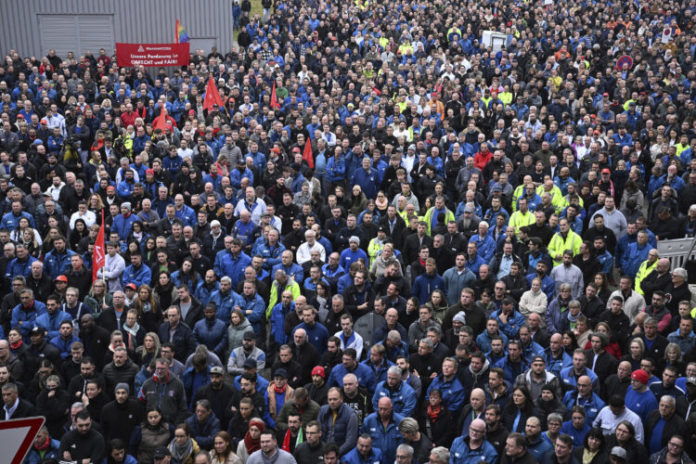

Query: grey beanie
left=115, top=382, right=130, bottom=395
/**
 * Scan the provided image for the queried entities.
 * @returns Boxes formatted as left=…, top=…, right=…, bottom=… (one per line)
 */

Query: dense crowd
left=2, top=0, right=696, bottom=463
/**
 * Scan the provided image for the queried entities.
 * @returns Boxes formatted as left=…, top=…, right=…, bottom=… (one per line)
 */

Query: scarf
left=123, top=322, right=141, bottom=338
left=267, top=382, right=294, bottom=419
left=34, top=435, right=50, bottom=451
left=582, top=449, right=598, bottom=464
left=281, top=427, right=304, bottom=452
left=169, top=437, right=193, bottom=462
left=426, top=404, right=441, bottom=422
left=244, top=420, right=265, bottom=454
left=10, top=340, right=23, bottom=350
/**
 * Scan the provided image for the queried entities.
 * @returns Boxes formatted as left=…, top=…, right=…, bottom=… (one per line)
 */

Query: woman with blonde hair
left=131, top=284, right=163, bottom=333
left=83, top=279, right=113, bottom=317
left=136, top=332, right=162, bottom=366
left=210, top=431, right=242, bottom=464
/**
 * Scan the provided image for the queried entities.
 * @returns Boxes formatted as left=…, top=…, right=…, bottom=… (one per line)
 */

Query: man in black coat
left=644, top=396, right=688, bottom=454
left=293, top=420, right=325, bottom=464
left=193, top=366, right=237, bottom=429
left=172, top=284, right=204, bottom=328
left=58, top=410, right=106, bottom=464
left=79, top=314, right=111, bottom=369
left=1, top=382, right=35, bottom=419
left=100, top=383, right=144, bottom=443
left=158, top=306, right=196, bottom=362
left=288, top=328, right=320, bottom=386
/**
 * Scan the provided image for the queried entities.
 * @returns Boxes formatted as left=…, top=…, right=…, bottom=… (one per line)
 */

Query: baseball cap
left=601, top=168, right=611, bottom=174
left=154, top=447, right=171, bottom=460
left=125, top=283, right=137, bottom=291
left=210, top=366, right=224, bottom=375
left=55, top=275, right=68, bottom=282
left=610, top=447, right=627, bottom=459
left=273, top=368, right=288, bottom=379
left=146, top=169, right=155, bottom=175
left=631, top=369, right=649, bottom=384
left=30, top=326, right=45, bottom=336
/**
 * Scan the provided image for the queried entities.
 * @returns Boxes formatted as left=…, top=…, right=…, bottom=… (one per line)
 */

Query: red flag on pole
left=92, top=211, right=105, bottom=282
left=203, top=77, right=225, bottom=112
left=152, top=107, right=169, bottom=131
left=302, top=138, right=314, bottom=169
left=270, top=82, right=281, bottom=110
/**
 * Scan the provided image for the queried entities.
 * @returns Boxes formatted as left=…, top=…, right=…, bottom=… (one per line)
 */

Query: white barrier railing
left=657, top=237, right=696, bottom=271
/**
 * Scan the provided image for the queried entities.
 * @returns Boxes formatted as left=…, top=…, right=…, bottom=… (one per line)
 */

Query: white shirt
left=234, top=198, right=267, bottom=226
left=335, top=330, right=364, bottom=360
left=296, top=241, right=326, bottom=265
left=593, top=405, right=644, bottom=443
left=99, top=252, right=126, bottom=292
left=69, top=210, right=96, bottom=229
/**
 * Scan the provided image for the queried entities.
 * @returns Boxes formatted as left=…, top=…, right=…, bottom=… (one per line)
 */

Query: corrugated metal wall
left=0, top=0, right=235, bottom=58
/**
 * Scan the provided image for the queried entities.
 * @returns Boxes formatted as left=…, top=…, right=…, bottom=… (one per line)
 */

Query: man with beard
left=58, top=410, right=105, bottom=464
left=304, top=365, right=329, bottom=405
left=341, top=373, right=372, bottom=424
left=102, top=346, right=139, bottom=395
left=442, top=288, right=486, bottom=334
left=292, top=420, right=323, bottom=464
left=100, top=383, right=144, bottom=443
left=227, top=397, right=256, bottom=444
left=192, top=366, right=236, bottom=429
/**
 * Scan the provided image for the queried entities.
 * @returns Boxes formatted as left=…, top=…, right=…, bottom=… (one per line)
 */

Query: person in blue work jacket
left=121, top=254, right=151, bottom=289
left=562, top=375, right=605, bottom=424
left=449, top=418, right=499, bottom=464
left=412, top=258, right=445, bottom=305
left=426, top=357, right=466, bottom=414
left=328, top=348, right=376, bottom=393
left=361, top=397, right=404, bottom=464
left=341, top=433, right=383, bottom=464
left=371, top=365, right=416, bottom=417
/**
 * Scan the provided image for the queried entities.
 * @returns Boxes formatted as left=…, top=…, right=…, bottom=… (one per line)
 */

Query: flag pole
left=100, top=209, right=107, bottom=310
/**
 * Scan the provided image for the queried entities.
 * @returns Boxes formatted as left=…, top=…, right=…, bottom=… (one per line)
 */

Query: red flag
left=203, top=77, right=225, bottom=112
left=303, top=138, right=314, bottom=169
left=92, top=211, right=105, bottom=282
left=152, top=107, right=169, bottom=131
left=270, top=82, right=281, bottom=110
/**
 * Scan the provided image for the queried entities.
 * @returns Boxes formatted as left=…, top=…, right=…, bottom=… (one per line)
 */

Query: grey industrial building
left=0, top=0, right=236, bottom=59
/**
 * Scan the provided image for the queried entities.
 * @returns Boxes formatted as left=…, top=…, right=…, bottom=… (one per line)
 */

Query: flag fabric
left=270, top=82, right=281, bottom=110
left=303, top=138, right=314, bottom=169
left=203, top=77, right=225, bottom=112
left=176, top=20, right=190, bottom=43
left=92, top=211, right=105, bottom=282
left=152, top=108, right=170, bottom=131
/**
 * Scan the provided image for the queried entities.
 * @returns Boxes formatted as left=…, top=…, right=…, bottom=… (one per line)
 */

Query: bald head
left=470, top=388, right=485, bottom=401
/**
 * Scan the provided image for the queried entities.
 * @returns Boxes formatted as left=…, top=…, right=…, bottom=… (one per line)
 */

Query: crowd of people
left=1, top=0, right=696, bottom=463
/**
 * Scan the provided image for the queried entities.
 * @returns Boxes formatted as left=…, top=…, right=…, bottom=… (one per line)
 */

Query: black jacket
left=100, top=398, right=145, bottom=443
left=293, top=440, right=324, bottom=464
left=158, top=321, right=196, bottom=362
left=644, top=411, right=689, bottom=451
left=1, top=397, right=36, bottom=420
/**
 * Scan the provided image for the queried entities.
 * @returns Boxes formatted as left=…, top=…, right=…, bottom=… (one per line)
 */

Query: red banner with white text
left=116, top=42, right=190, bottom=67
